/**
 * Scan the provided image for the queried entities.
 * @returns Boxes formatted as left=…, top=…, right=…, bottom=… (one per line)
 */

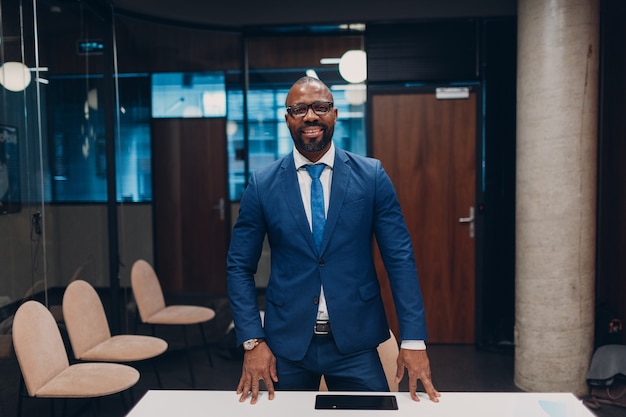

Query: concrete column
left=515, top=0, right=599, bottom=395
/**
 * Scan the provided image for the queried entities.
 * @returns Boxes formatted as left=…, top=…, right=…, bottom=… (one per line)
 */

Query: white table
left=126, top=390, right=596, bottom=417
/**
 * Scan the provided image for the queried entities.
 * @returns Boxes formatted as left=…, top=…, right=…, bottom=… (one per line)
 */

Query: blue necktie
left=306, top=164, right=326, bottom=252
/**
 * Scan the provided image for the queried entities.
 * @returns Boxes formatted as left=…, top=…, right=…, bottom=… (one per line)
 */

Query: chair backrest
left=12, top=300, right=70, bottom=397
left=63, top=280, right=112, bottom=359
left=379, top=329, right=400, bottom=392
left=131, top=259, right=167, bottom=322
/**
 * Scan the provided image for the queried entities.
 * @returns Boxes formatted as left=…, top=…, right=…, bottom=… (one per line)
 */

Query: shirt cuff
left=400, top=340, right=426, bottom=350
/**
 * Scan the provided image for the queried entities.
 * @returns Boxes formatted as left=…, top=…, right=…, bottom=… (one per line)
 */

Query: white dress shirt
left=294, top=143, right=335, bottom=323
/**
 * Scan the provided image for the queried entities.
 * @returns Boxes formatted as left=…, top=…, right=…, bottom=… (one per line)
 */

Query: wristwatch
left=242, top=338, right=264, bottom=351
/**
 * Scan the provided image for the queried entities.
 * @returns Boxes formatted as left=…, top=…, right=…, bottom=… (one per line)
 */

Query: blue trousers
left=274, top=334, right=389, bottom=392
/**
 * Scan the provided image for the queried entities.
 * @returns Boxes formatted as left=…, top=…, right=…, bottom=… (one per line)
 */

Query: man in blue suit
left=227, top=76, right=440, bottom=404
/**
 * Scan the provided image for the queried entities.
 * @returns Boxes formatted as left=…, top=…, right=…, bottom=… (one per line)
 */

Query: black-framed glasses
left=286, top=101, right=334, bottom=118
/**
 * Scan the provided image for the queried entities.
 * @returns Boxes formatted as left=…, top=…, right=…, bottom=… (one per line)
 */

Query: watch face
left=243, top=339, right=257, bottom=350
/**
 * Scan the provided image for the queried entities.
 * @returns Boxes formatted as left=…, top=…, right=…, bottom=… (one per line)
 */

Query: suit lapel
left=321, top=149, right=350, bottom=254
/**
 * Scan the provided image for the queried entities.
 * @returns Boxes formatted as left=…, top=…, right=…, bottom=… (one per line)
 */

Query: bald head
left=285, top=76, right=334, bottom=106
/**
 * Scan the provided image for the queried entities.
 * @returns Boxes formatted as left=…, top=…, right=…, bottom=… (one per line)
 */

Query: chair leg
left=127, top=383, right=135, bottom=405
left=181, top=326, right=196, bottom=387
left=119, top=390, right=131, bottom=412
left=133, top=307, right=140, bottom=334
left=92, top=397, right=99, bottom=417
left=198, top=323, right=213, bottom=368
left=72, top=398, right=92, bottom=417
left=152, top=359, right=163, bottom=388
left=148, top=324, right=165, bottom=388
left=16, top=376, right=24, bottom=417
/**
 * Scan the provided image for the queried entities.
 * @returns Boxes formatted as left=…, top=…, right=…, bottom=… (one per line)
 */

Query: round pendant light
left=338, top=50, right=367, bottom=84
left=0, top=62, right=32, bottom=92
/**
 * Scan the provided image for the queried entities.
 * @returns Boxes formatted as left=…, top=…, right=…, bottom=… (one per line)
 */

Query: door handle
left=212, top=197, right=225, bottom=221
left=458, top=206, right=475, bottom=238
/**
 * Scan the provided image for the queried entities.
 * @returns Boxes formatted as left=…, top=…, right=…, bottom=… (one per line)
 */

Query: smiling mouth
left=301, top=127, right=323, bottom=137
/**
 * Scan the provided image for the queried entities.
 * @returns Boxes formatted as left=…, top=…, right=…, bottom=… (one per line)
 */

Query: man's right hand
left=237, top=341, right=278, bottom=404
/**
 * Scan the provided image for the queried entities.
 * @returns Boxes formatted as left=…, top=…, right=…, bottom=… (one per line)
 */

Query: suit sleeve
left=372, top=161, right=429, bottom=341
left=226, top=172, right=267, bottom=345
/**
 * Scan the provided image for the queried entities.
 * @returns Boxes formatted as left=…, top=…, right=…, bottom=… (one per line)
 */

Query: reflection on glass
left=152, top=72, right=226, bottom=118
left=0, top=124, right=20, bottom=214
left=48, top=74, right=152, bottom=202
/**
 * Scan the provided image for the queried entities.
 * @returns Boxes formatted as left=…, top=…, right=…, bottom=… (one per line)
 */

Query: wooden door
left=152, top=118, right=230, bottom=294
left=371, top=91, right=476, bottom=344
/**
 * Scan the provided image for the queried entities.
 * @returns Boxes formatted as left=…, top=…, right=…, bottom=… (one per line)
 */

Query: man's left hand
left=395, top=348, right=441, bottom=402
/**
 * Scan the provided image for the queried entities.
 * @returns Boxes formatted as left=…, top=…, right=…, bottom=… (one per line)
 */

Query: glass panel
left=152, top=72, right=226, bottom=118
left=47, top=74, right=151, bottom=202
left=0, top=0, right=48, bottom=308
left=0, top=124, right=21, bottom=214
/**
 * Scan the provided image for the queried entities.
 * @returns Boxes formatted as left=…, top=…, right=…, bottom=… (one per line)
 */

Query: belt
left=314, top=320, right=331, bottom=335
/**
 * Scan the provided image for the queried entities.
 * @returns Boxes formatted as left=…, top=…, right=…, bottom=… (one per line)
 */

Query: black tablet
left=314, top=394, right=398, bottom=410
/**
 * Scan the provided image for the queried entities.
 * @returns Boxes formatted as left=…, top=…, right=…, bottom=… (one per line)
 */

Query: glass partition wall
left=0, top=0, right=50, bottom=316
left=0, top=0, right=155, bottom=331
left=0, top=0, right=366, bottom=333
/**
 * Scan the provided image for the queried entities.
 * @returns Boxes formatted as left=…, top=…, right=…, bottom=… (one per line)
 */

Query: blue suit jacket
left=226, top=147, right=427, bottom=361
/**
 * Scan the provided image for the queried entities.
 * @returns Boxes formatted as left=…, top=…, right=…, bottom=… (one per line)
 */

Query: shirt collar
left=293, top=142, right=335, bottom=170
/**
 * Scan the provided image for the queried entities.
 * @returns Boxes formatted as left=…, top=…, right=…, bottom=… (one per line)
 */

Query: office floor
left=0, top=294, right=622, bottom=417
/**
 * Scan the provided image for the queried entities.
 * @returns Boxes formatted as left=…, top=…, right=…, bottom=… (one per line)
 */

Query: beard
left=292, top=123, right=333, bottom=154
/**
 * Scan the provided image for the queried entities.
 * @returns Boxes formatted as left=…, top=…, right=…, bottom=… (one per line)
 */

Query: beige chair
left=319, top=329, right=400, bottom=391
left=63, top=280, right=168, bottom=387
left=130, top=259, right=216, bottom=387
left=12, top=300, right=139, bottom=417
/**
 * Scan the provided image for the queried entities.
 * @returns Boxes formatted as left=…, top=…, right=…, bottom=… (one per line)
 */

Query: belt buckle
left=314, top=320, right=330, bottom=335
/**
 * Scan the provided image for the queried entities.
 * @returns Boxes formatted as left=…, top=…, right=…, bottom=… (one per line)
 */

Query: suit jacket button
left=313, top=296, right=319, bottom=304
left=318, top=260, right=325, bottom=267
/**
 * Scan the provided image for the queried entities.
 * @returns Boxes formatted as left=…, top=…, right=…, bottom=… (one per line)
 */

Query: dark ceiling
left=110, top=0, right=517, bottom=28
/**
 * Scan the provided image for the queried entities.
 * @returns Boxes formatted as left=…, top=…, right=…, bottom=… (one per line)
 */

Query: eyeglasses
left=286, top=101, right=334, bottom=118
